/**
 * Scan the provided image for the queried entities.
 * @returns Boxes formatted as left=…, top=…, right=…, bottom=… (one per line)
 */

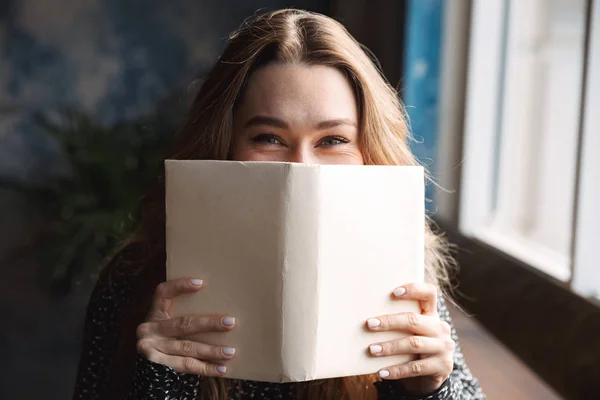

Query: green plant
left=0, top=107, right=176, bottom=293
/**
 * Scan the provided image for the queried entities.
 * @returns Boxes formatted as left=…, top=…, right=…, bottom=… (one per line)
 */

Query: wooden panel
left=444, top=228, right=600, bottom=399
left=449, top=304, right=562, bottom=399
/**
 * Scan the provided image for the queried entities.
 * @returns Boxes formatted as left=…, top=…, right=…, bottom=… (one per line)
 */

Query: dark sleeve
left=71, top=258, right=201, bottom=399
left=375, top=296, right=486, bottom=400
left=127, top=353, right=201, bottom=399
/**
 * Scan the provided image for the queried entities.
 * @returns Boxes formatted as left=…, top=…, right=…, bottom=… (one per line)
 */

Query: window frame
left=458, top=0, right=596, bottom=287
left=572, top=0, right=600, bottom=299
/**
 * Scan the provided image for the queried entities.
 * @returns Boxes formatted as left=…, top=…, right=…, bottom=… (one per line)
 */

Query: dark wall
left=0, top=1, right=329, bottom=398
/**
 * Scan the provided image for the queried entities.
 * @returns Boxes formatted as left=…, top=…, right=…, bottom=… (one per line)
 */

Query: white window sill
left=473, top=226, right=571, bottom=282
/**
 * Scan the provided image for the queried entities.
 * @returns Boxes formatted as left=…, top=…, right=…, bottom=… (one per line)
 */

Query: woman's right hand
left=136, top=278, right=236, bottom=376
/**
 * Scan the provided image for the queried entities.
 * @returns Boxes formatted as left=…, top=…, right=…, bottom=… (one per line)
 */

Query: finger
left=149, top=278, right=205, bottom=319
left=367, top=313, right=446, bottom=337
left=157, top=314, right=236, bottom=338
left=152, top=337, right=236, bottom=362
left=369, top=336, right=451, bottom=357
left=392, top=283, right=438, bottom=315
left=378, top=356, right=453, bottom=381
left=141, top=347, right=228, bottom=377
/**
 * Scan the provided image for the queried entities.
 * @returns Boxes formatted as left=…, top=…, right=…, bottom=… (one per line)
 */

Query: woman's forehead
left=236, top=63, right=358, bottom=126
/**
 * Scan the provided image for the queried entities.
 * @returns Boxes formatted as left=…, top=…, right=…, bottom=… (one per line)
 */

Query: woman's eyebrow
left=243, top=115, right=357, bottom=130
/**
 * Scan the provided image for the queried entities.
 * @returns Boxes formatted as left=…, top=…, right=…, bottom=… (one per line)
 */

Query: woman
left=73, top=9, right=485, bottom=400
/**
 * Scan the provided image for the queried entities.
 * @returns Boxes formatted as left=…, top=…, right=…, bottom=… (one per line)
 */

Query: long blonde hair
left=124, top=8, right=453, bottom=400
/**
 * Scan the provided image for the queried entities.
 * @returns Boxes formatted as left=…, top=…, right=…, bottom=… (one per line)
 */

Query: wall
left=0, top=1, right=327, bottom=398
left=402, top=0, right=444, bottom=209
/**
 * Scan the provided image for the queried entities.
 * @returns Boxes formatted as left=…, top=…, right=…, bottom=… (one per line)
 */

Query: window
left=458, top=0, right=599, bottom=297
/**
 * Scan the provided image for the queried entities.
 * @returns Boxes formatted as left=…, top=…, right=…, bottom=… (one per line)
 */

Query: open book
left=165, top=160, right=424, bottom=382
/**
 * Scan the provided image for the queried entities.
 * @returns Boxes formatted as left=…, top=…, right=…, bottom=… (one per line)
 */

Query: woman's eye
left=319, top=136, right=349, bottom=147
left=251, top=134, right=283, bottom=145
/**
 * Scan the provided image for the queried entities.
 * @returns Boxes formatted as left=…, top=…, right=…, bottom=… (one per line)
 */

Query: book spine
left=279, top=165, right=321, bottom=382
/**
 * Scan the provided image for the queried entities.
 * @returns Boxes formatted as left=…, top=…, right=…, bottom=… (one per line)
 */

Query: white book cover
left=165, top=160, right=424, bottom=383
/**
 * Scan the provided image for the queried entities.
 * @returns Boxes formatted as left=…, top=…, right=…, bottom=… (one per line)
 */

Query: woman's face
left=231, top=63, right=364, bottom=165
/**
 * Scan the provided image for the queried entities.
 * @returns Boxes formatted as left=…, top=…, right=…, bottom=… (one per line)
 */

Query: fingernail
left=190, top=279, right=204, bottom=286
left=393, top=287, right=406, bottom=297
left=369, top=344, right=383, bottom=355
left=216, top=365, right=227, bottom=374
left=222, top=347, right=236, bottom=356
left=379, top=369, right=390, bottom=378
left=221, top=317, right=236, bottom=327
left=367, top=318, right=381, bottom=328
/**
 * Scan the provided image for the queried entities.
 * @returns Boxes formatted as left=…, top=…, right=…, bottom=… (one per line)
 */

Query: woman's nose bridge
left=289, top=143, right=315, bottom=163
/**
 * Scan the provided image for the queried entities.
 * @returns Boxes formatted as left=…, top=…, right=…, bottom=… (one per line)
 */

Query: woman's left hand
left=366, top=282, right=455, bottom=395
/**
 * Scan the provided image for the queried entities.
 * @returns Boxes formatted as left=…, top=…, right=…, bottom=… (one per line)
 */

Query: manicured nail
left=222, top=347, right=236, bottom=356
left=216, top=365, right=227, bottom=374
left=393, top=287, right=406, bottom=297
left=369, top=344, right=383, bottom=355
left=379, top=369, right=390, bottom=378
left=221, top=317, right=236, bottom=327
left=367, top=318, right=381, bottom=328
left=190, top=279, right=204, bottom=286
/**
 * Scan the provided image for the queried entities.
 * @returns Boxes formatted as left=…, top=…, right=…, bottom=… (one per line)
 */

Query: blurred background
left=1, top=0, right=599, bottom=398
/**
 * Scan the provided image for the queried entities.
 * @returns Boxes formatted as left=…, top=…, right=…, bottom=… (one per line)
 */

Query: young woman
left=73, top=9, right=485, bottom=400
